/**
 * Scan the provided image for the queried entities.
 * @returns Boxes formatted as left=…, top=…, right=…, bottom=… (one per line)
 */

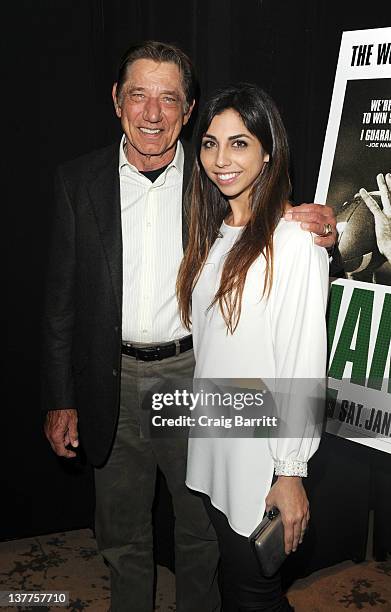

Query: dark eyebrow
left=228, top=134, right=251, bottom=140
left=126, top=86, right=180, bottom=96
left=202, top=133, right=251, bottom=140
left=126, top=86, right=147, bottom=92
left=160, top=90, right=180, bottom=96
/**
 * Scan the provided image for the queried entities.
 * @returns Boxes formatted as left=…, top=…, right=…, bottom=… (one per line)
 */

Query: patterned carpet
left=0, top=529, right=390, bottom=611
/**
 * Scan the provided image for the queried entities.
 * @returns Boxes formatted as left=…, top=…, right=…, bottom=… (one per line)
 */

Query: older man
left=43, top=41, right=336, bottom=611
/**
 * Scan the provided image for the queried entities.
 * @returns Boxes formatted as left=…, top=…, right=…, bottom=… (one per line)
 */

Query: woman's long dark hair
left=177, top=83, right=291, bottom=333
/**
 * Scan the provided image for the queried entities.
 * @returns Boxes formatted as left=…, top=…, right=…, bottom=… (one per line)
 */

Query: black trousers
left=203, top=496, right=293, bottom=612
left=94, top=350, right=220, bottom=612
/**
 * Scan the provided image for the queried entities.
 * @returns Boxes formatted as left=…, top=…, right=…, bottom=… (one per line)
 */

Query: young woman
left=177, top=84, right=329, bottom=611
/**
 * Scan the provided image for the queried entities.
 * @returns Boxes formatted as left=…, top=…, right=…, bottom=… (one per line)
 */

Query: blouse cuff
left=274, top=460, right=307, bottom=477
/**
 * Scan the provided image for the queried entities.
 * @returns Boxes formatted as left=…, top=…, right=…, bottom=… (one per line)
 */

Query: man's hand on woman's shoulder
left=285, top=202, right=337, bottom=249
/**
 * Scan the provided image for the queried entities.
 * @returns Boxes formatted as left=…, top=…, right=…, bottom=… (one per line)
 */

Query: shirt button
left=114, top=326, right=119, bottom=333
left=142, top=329, right=148, bottom=334
left=112, top=368, right=118, bottom=377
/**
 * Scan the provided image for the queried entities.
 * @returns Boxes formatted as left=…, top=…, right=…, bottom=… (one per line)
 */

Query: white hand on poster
left=360, top=172, right=391, bottom=263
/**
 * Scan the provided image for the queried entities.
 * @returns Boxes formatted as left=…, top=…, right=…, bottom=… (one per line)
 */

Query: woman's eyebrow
left=228, top=134, right=250, bottom=140
left=202, top=133, right=251, bottom=140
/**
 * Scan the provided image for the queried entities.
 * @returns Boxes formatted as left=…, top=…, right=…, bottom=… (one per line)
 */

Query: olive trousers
left=94, top=349, right=220, bottom=612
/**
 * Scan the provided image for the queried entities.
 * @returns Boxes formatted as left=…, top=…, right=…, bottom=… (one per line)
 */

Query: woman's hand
left=265, top=476, right=309, bottom=554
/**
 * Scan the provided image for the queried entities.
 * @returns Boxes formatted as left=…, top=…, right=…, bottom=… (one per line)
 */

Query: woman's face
left=200, top=108, right=269, bottom=204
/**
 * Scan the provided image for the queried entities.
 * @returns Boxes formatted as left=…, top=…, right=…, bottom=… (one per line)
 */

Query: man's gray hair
left=116, top=40, right=197, bottom=112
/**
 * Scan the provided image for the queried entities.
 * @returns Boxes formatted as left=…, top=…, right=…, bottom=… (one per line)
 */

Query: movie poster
left=315, top=27, right=391, bottom=453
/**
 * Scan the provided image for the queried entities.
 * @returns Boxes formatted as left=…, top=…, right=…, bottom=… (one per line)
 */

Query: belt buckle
left=141, top=347, right=157, bottom=361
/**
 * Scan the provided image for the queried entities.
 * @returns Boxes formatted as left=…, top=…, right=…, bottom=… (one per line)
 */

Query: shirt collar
left=118, top=135, right=184, bottom=177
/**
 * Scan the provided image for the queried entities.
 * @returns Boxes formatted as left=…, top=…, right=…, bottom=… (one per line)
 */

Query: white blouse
left=186, top=218, right=329, bottom=537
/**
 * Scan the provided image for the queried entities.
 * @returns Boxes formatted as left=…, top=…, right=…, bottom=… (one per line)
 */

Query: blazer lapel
left=87, top=145, right=122, bottom=318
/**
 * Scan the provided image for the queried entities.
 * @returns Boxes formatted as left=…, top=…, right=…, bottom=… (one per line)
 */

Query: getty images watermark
left=151, top=388, right=278, bottom=430
left=140, top=378, right=326, bottom=438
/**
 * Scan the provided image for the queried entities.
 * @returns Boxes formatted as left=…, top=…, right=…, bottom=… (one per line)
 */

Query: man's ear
left=112, top=83, right=122, bottom=118
left=183, top=99, right=196, bottom=126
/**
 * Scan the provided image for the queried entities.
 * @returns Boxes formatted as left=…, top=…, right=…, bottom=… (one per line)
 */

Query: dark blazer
left=42, top=140, right=194, bottom=466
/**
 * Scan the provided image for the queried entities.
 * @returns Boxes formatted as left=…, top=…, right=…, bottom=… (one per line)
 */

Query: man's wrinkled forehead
left=122, top=59, right=186, bottom=99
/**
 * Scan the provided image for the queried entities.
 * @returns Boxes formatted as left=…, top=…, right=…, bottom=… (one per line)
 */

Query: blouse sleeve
left=268, top=225, right=329, bottom=477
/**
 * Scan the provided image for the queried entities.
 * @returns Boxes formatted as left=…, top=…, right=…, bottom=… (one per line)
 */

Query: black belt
left=121, top=335, right=193, bottom=361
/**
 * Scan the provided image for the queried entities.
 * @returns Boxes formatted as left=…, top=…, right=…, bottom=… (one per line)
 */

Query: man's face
left=113, top=59, right=194, bottom=169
